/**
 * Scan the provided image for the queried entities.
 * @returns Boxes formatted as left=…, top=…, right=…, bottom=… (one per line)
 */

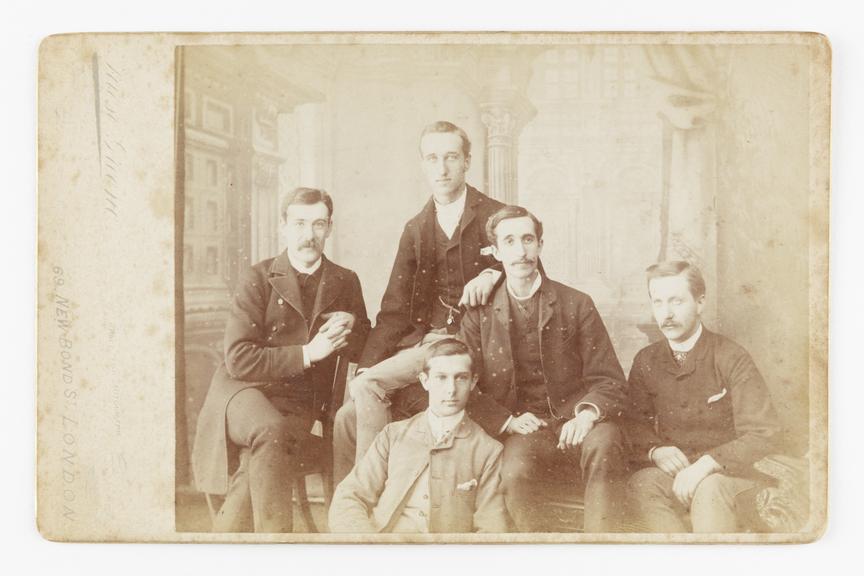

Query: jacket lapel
left=309, top=256, right=344, bottom=328
left=658, top=327, right=710, bottom=377
left=679, top=327, right=711, bottom=377
left=449, top=416, right=474, bottom=442
left=459, top=186, right=479, bottom=235
left=657, top=343, right=680, bottom=376
left=429, top=413, right=473, bottom=451
left=267, top=251, right=304, bottom=320
left=491, top=282, right=514, bottom=360
left=537, top=276, right=557, bottom=331
left=457, top=187, right=484, bottom=282
left=491, top=283, right=517, bottom=406
left=417, top=197, right=436, bottom=269
left=380, top=415, right=433, bottom=532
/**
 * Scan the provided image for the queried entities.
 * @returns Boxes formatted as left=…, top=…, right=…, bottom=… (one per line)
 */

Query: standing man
left=459, top=205, right=629, bottom=533
left=332, top=121, right=505, bottom=486
left=192, top=187, right=370, bottom=532
left=626, top=261, right=781, bottom=533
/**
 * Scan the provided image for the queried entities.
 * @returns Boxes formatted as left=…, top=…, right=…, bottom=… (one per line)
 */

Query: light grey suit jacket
left=328, top=412, right=509, bottom=533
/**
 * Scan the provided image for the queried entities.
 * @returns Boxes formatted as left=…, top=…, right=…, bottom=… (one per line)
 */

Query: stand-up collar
left=506, top=273, right=543, bottom=301
left=668, top=323, right=703, bottom=352
left=433, top=187, right=467, bottom=239
left=426, top=408, right=466, bottom=444
left=285, top=252, right=322, bottom=276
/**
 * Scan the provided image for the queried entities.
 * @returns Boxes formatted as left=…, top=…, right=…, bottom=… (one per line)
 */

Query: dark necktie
left=296, top=271, right=316, bottom=320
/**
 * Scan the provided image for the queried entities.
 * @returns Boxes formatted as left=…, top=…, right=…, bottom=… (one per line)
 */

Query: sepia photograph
left=10, top=0, right=864, bottom=568
left=33, top=30, right=830, bottom=546
left=166, top=35, right=828, bottom=541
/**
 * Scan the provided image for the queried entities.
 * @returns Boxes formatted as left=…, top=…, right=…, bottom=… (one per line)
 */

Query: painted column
left=645, top=45, right=723, bottom=327
left=478, top=51, right=538, bottom=204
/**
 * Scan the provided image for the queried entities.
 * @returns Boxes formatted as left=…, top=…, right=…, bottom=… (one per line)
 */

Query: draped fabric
left=642, top=46, right=720, bottom=324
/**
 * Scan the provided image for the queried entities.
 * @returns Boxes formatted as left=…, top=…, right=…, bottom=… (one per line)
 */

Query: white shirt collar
left=426, top=408, right=465, bottom=443
left=433, top=185, right=467, bottom=238
left=669, top=323, right=703, bottom=352
left=506, top=273, right=543, bottom=301
left=433, top=184, right=467, bottom=212
left=286, top=251, right=322, bottom=276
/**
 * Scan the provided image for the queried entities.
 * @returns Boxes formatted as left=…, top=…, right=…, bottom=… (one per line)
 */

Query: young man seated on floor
left=328, top=338, right=509, bottom=533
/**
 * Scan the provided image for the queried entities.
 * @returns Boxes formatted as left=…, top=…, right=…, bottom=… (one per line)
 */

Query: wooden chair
left=203, top=357, right=356, bottom=533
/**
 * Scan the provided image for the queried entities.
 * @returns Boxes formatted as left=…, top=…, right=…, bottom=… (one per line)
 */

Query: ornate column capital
left=476, top=51, right=539, bottom=204
left=480, top=105, right=521, bottom=146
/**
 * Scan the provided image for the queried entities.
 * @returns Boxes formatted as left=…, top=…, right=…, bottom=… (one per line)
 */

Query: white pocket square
left=479, top=246, right=494, bottom=256
left=707, top=388, right=728, bottom=404
left=456, top=478, right=478, bottom=492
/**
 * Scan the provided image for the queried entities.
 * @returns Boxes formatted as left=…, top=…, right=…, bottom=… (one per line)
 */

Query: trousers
left=627, top=466, right=757, bottom=532
left=331, top=331, right=448, bottom=487
left=215, top=387, right=317, bottom=533
left=501, top=420, right=627, bottom=533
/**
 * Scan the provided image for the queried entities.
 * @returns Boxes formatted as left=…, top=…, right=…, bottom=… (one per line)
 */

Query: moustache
left=297, top=240, right=320, bottom=249
left=661, top=321, right=679, bottom=328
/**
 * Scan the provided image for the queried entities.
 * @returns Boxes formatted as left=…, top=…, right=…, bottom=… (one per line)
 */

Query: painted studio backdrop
left=175, top=42, right=811, bottom=529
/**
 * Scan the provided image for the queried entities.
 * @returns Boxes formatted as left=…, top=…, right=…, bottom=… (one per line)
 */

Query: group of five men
left=191, top=121, right=781, bottom=534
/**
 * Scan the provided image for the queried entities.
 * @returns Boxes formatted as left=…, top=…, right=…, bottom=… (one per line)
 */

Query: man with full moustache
left=192, top=187, right=370, bottom=532
left=458, top=205, right=629, bottom=533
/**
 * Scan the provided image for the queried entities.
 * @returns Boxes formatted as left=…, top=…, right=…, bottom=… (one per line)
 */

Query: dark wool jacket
left=192, top=252, right=370, bottom=495
left=458, top=274, right=628, bottom=435
left=625, top=328, right=781, bottom=477
left=358, top=185, right=505, bottom=369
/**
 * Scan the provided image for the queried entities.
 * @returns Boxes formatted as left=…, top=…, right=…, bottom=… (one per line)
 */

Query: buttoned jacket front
left=328, top=412, right=508, bottom=533
left=459, top=275, right=628, bottom=435
left=626, top=328, right=781, bottom=476
left=192, top=252, right=370, bottom=495
left=358, top=186, right=504, bottom=369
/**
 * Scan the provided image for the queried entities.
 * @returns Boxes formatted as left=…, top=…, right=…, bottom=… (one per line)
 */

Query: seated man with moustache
left=626, top=261, right=781, bottom=533
left=458, top=205, right=629, bottom=533
left=329, top=338, right=508, bottom=534
left=192, top=187, right=370, bottom=533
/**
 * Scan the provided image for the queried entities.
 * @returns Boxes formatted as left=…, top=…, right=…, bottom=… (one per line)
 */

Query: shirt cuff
left=704, top=453, right=722, bottom=469
left=302, top=345, right=311, bottom=369
left=575, top=402, right=602, bottom=421
left=648, top=445, right=658, bottom=462
left=701, top=452, right=724, bottom=472
left=499, top=415, right=513, bottom=435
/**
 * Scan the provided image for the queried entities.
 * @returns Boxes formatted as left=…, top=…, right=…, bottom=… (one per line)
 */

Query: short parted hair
left=485, top=205, right=544, bottom=246
left=422, top=338, right=475, bottom=374
left=645, top=260, right=706, bottom=299
left=419, top=121, right=472, bottom=158
left=280, top=187, right=333, bottom=222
